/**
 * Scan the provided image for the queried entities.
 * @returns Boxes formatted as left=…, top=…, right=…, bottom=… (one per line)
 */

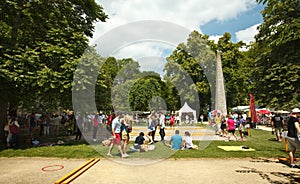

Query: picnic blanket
left=217, top=146, right=255, bottom=151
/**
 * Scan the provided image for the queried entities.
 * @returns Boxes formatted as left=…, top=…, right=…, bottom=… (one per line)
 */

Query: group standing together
left=211, top=112, right=248, bottom=142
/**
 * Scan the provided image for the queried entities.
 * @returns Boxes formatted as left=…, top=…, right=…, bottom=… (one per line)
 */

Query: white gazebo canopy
left=178, top=102, right=197, bottom=123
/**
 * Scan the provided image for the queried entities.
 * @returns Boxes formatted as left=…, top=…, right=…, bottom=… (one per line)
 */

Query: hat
left=292, top=108, right=300, bottom=113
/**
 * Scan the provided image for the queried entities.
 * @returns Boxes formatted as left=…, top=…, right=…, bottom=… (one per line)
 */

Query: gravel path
left=0, top=157, right=299, bottom=184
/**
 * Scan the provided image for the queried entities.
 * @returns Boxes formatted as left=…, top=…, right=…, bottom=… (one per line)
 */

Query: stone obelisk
left=215, top=51, right=227, bottom=115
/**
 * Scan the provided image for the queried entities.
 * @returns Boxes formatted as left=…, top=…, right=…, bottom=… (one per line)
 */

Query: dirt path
left=0, top=157, right=299, bottom=184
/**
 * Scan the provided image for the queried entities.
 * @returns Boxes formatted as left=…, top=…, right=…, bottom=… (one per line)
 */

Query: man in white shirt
left=107, top=113, right=128, bottom=158
left=159, top=112, right=166, bottom=143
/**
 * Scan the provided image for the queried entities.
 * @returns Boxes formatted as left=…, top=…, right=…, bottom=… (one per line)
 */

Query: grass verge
left=0, top=128, right=288, bottom=159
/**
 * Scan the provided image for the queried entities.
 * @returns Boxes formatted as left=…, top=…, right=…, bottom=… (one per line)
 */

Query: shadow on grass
left=0, top=131, right=90, bottom=151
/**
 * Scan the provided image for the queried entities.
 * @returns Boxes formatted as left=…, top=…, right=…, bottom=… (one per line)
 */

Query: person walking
left=271, top=112, right=284, bottom=142
left=107, top=113, right=128, bottom=158
left=215, top=113, right=221, bottom=135
left=151, top=114, right=158, bottom=143
left=286, top=108, right=300, bottom=168
left=158, top=112, right=166, bottom=143
left=226, top=115, right=238, bottom=141
left=237, top=115, right=245, bottom=141
left=220, top=115, right=227, bottom=137
left=121, top=114, right=131, bottom=156
left=146, top=115, right=155, bottom=144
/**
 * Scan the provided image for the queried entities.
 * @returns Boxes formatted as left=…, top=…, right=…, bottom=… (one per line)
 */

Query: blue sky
left=201, top=4, right=264, bottom=42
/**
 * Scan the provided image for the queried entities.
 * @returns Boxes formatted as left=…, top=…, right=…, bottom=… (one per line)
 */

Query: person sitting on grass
left=170, top=130, right=182, bottom=150
left=133, top=132, right=148, bottom=152
left=183, top=131, right=198, bottom=150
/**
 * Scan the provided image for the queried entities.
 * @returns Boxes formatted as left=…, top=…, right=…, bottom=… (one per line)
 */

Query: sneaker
left=122, top=154, right=129, bottom=158
left=106, top=153, right=113, bottom=157
left=290, top=164, right=299, bottom=168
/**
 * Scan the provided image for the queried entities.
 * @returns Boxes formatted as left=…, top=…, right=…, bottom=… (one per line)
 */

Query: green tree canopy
left=0, top=0, right=107, bottom=139
left=252, top=0, right=300, bottom=109
left=0, top=0, right=107, bottom=112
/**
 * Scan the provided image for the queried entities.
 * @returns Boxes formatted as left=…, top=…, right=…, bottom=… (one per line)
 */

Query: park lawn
left=0, top=128, right=288, bottom=159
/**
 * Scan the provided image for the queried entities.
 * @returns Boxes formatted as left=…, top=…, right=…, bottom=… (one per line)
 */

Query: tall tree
left=96, top=57, right=141, bottom=112
left=165, top=31, right=212, bottom=113
left=253, top=0, right=300, bottom=109
left=0, top=0, right=107, bottom=139
left=165, top=31, right=249, bottom=112
left=129, top=73, right=164, bottom=111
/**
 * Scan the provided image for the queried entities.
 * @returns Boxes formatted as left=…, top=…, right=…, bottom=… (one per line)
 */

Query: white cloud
left=92, top=0, right=258, bottom=64
left=93, top=0, right=257, bottom=42
left=208, top=35, right=223, bottom=44
left=113, top=42, right=173, bottom=75
left=113, top=42, right=172, bottom=59
left=235, top=24, right=260, bottom=44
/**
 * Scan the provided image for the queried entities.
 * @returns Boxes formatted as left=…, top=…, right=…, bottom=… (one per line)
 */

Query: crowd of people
left=5, top=107, right=300, bottom=168
left=209, top=112, right=249, bottom=142
left=4, top=111, right=78, bottom=147
left=100, top=112, right=199, bottom=157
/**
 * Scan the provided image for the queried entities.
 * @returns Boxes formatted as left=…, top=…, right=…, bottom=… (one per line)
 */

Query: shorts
left=228, top=129, right=235, bottom=133
left=122, top=132, right=130, bottom=141
left=288, top=137, right=300, bottom=150
left=113, top=133, right=121, bottom=145
left=220, top=124, right=226, bottom=129
left=274, top=127, right=283, bottom=134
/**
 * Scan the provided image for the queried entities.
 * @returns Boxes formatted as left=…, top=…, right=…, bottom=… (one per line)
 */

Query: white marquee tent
left=178, top=102, right=197, bottom=124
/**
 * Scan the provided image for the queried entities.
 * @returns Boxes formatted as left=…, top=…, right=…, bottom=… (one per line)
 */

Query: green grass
left=0, top=128, right=289, bottom=159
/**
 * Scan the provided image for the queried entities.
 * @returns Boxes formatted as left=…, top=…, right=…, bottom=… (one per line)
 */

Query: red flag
left=249, top=93, right=258, bottom=123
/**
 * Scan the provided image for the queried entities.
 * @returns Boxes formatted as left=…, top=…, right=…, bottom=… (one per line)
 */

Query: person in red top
left=106, top=113, right=114, bottom=134
left=226, top=115, right=238, bottom=141
left=170, top=114, right=175, bottom=129
left=92, top=114, right=99, bottom=141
